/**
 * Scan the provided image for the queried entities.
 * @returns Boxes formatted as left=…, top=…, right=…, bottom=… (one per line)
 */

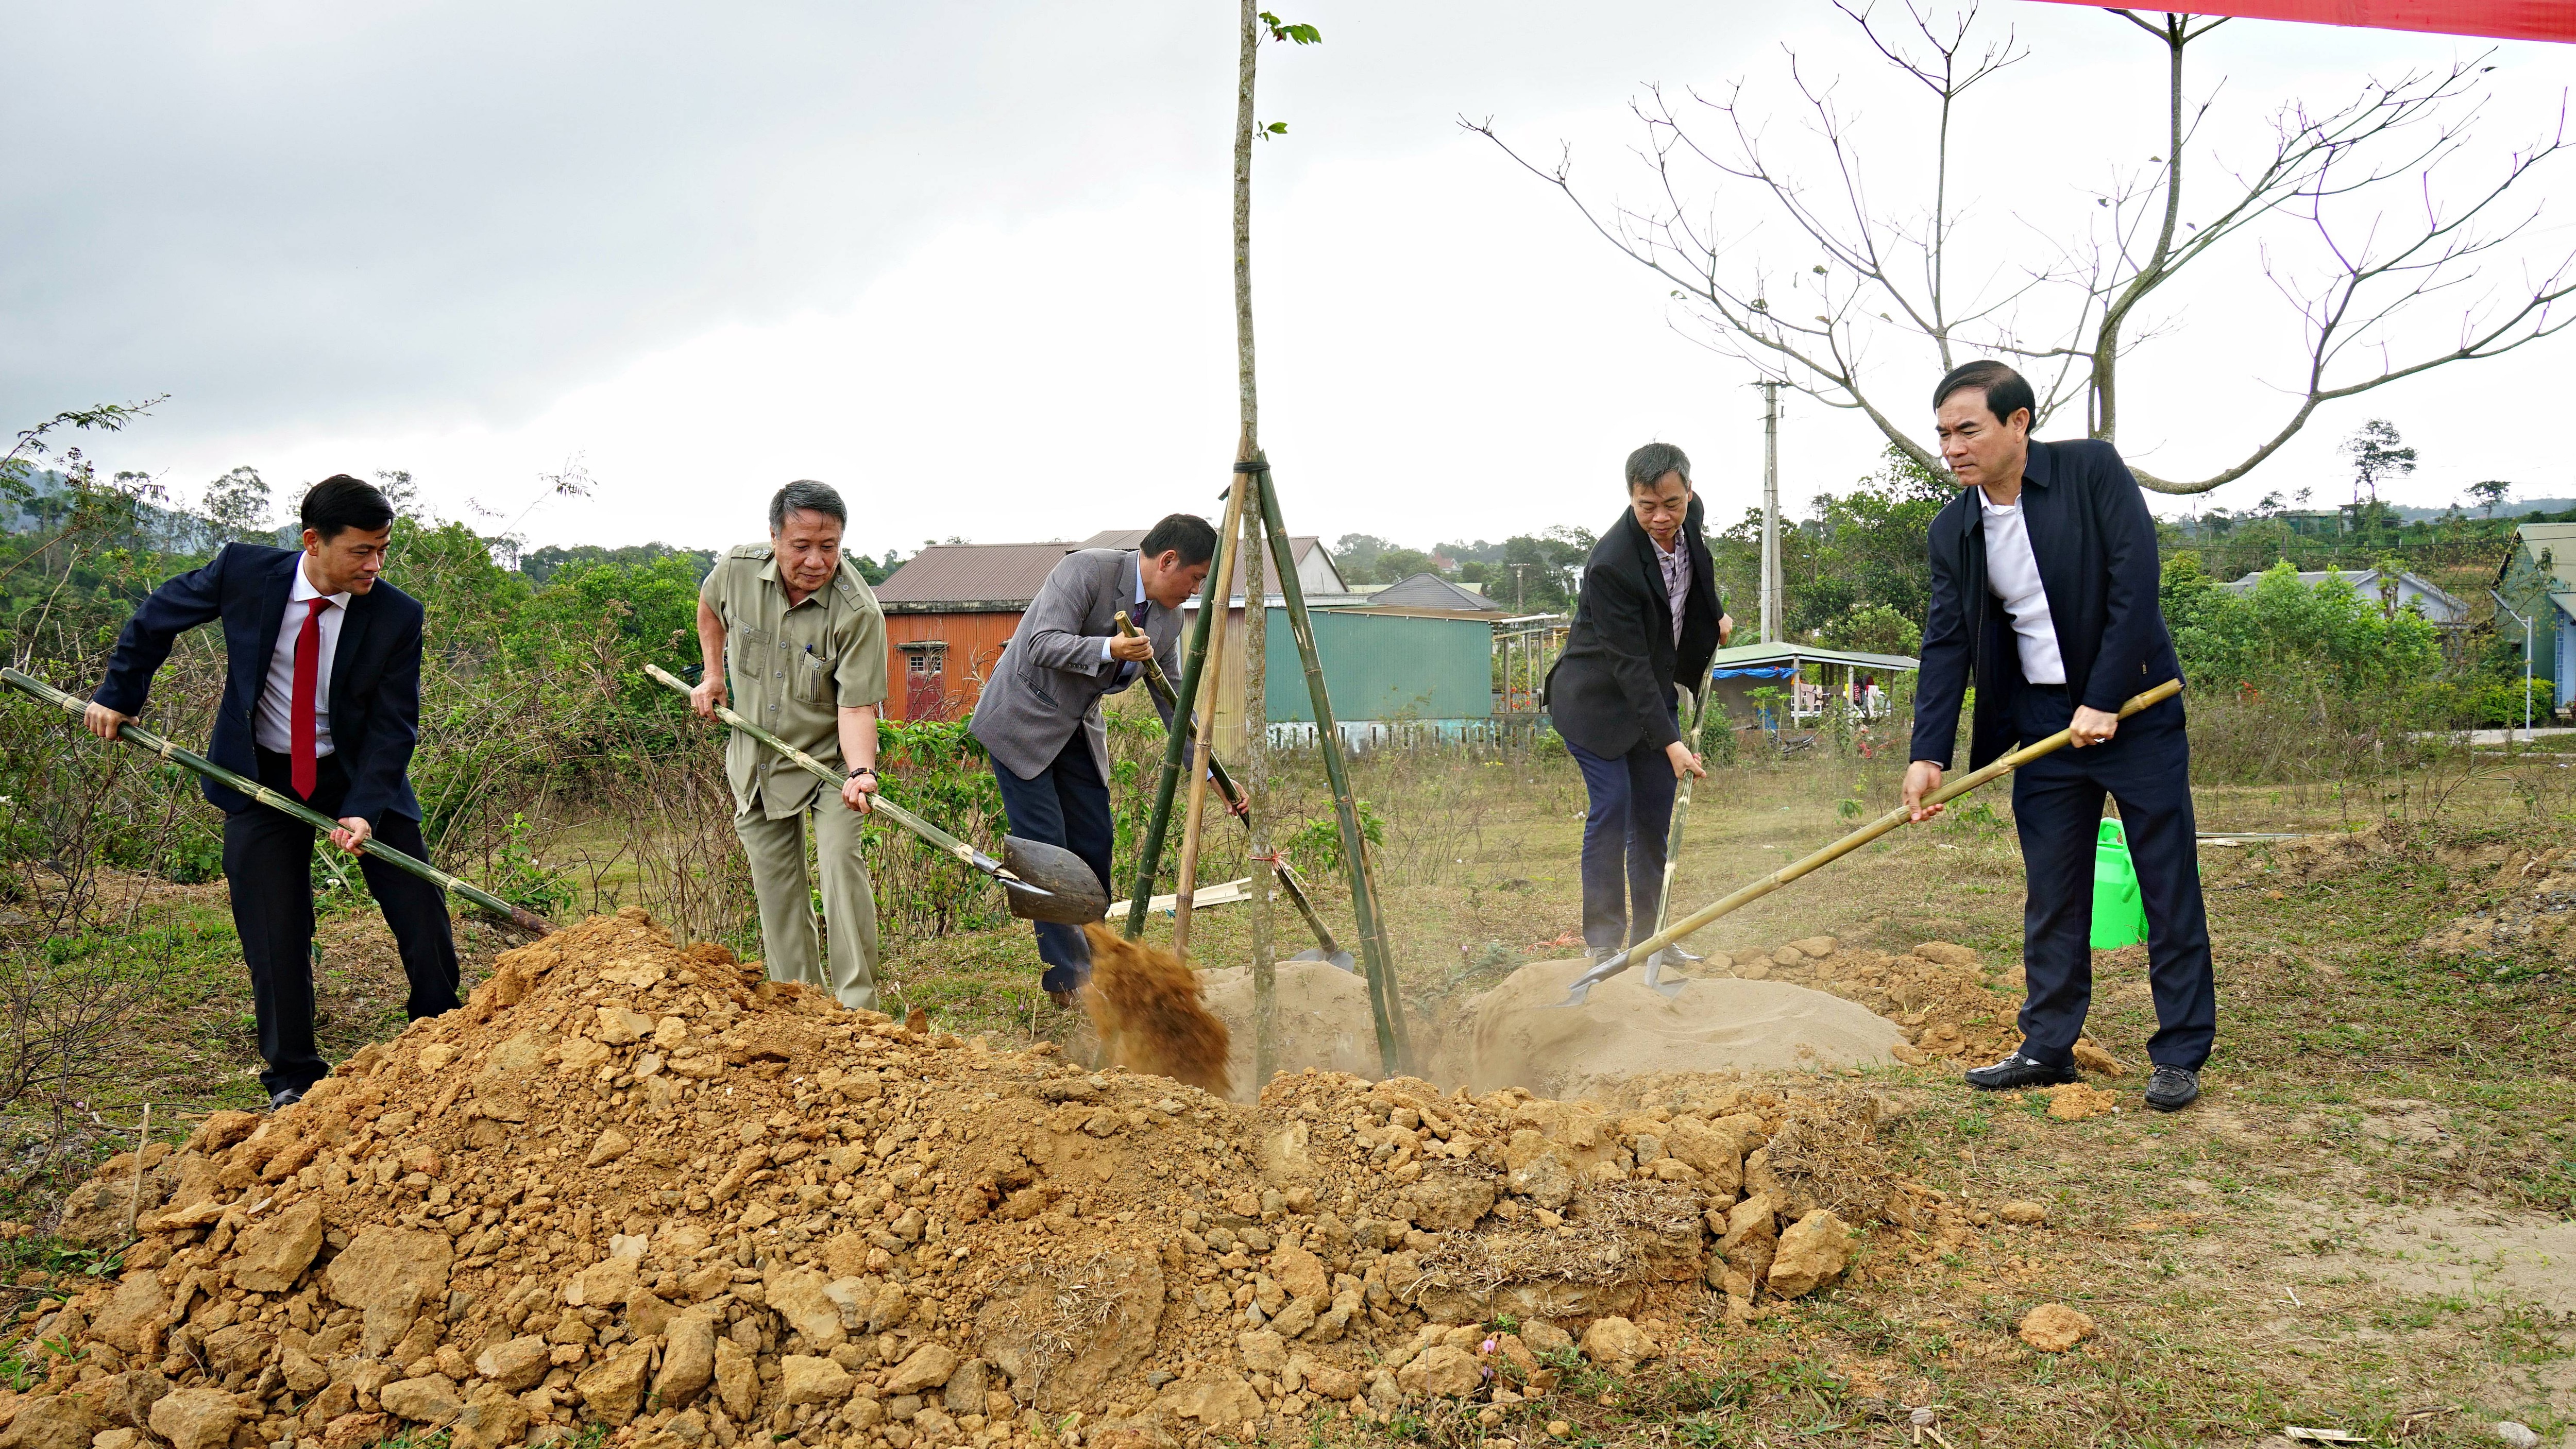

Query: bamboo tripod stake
left=1172, top=479, right=1249, bottom=952
left=1239, top=488, right=1276, bottom=1086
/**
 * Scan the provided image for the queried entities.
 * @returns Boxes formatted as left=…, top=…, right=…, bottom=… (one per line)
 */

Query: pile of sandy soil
left=1685, top=937, right=2023, bottom=1067
left=10, top=909, right=1965, bottom=1449
left=1433, top=959, right=1906, bottom=1100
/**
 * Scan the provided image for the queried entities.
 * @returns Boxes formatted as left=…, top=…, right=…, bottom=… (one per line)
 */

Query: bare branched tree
left=1465, top=5, right=2575, bottom=495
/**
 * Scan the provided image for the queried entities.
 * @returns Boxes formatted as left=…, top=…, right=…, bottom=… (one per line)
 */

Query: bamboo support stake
left=1115, top=610, right=1345, bottom=959
left=1125, top=550, right=1228, bottom=939
left=1251, top=464, right=1410, bottom=1072
left=0, top=666, right=554, bottom=934
left=1172, top=479, right=1248, bottom=952
left=1239, top=498, right=1276, bottom=1086
left=1558, top=678, right=2185, bottom=1003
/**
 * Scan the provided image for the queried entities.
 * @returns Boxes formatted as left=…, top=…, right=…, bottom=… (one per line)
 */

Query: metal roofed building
left=2216, top=567, right=2469, bottom=625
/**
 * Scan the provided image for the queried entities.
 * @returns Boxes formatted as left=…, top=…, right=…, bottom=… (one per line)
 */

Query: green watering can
left=2091, top=818, right=2150, bottom=950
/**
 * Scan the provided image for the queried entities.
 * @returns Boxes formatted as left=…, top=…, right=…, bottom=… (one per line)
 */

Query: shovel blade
left=1287, top=947, right=1359, bottom=973
left=1001, top=836, right=1109, bottom=924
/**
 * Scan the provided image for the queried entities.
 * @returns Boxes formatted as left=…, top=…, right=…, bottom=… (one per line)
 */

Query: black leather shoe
left=267, top=1087, right=304, bottom=1113
left=2144, top=1065, right=2201, bottom=1112
left=1962, top=1053, right=2079, bottom=1090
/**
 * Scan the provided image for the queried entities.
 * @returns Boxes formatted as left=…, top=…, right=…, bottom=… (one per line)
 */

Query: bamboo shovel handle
left=1579, top=678, right=2184, bottom=991
left=0, top=666, right=553, bottom=934
left=642, top=663, right=984, bottom=871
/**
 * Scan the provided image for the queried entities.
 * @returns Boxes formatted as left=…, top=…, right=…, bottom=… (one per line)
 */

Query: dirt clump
left=2017, top=1303, right=2094, bottom=1352
left=1079, top=925, right=1231, bottom=1096
left=10, top=908, right=1994, bottom=1449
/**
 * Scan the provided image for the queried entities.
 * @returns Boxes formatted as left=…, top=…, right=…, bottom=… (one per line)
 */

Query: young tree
left=1468, top=5, right=2574, bottom=496
left=2340, top=417, right=2415, bottom=505
left=2467, top=478, right=2513, bottom=517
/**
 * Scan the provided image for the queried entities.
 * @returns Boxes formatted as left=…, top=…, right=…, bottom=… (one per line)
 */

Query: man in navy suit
left=88, top=475, right=459, bottom=1110
left=1901, top=361, right=2212, bottom=1113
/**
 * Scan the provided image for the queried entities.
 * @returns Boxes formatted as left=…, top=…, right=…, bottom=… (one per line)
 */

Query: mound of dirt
left=1199, top=961, right=1383, bottom=1103
left=2417, top=845, right=2575, bottom=965
left=11, top=909, right=1965, bottom=1449
left=1434, top=958, right=1906, bottom=1099
left=1686, top=938, right=2030, bottom=1068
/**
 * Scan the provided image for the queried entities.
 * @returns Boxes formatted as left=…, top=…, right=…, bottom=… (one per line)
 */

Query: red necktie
left=291, top=596, right=330, bottom=798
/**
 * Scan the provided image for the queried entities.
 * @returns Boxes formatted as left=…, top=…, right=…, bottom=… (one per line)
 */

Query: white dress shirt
left=1977, top=488, right=2066, bottom=686
left=254, top=559, right=351, bottom=756
left=1652, top=535, right=1689, bottom=646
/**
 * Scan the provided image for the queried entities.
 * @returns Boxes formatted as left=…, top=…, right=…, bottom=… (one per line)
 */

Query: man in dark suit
left=1902, top=360, right=2212, bottom=1112
left=87, top=475, right=459, bottom=1110
left=969, top=514, right=1212, bottom=1004
left=1545, top=443, right=1731, bottom=960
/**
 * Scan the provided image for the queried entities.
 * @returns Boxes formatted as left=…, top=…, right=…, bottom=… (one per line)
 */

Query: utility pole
left=1758, top=380, right=1782, bottom=644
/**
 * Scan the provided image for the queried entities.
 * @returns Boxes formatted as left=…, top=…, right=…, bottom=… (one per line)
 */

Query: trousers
left=1567, top=727, right=1680, bottom=952
left=2008, top=685, right=2216, bottom=1070
left=226, top=748, right=460, bottom=1097
left=990, top=734, right=1114, bottom=994
left=735, top=791, right=881, bottom=1011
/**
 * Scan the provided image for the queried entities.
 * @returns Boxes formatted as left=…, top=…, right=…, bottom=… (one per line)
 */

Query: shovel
left=1634, top=683, right=1716, bottom=999
left=1, top=666, right=554, bottom=934
left=1552, top=678, right=2183, bottom=1007
left=1114, top=610, right=1355, bottom=971
left=644, top=664, right=1106, bottom=924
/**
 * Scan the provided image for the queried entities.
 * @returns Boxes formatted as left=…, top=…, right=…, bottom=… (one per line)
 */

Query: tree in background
left=1817, top=603, right=1923, bottom=656
left=1472, top=6, right=2574, bottom=497
left=199, top=466, right=272, bottom=543
left=1708, top=446, right=1948, bottom=640
left=2340, top=418, right=2416, bottom=506
left=2468, top=479, right=2513, bottom=518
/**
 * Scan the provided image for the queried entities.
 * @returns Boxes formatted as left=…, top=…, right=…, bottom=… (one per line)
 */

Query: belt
left=2026, top=681, right=2070, bottom=695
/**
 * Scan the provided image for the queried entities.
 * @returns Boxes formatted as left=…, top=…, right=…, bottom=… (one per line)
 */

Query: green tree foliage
left=199, top=466, right=274, bottom=543
left=2160, top=555, right=2442, bottom=700
left=2340, top=417, right=2416, bottom=506
left=1816, top=603, right=1922, bottom=656
left=1708, top=446, right=1950, bottom=640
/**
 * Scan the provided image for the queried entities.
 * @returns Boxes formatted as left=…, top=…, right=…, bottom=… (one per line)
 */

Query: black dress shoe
left=267, top=1087, right=304, bottom=1113
left=2144, top=1065, right=2201, bottom=1112
left=1962, top=1053, right=2079, bottom=1090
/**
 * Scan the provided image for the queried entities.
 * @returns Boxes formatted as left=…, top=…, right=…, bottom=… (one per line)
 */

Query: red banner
left=2016, top=0, right=2572, bottom=44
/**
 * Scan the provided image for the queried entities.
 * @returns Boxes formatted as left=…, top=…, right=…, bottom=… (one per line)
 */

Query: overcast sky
left=8, top=2, right=2572, bottom=560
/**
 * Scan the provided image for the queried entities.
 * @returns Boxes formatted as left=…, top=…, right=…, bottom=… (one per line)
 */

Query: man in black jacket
left=1901, top=361, right=2212, bottom=1111
left=1546, top=442, right=1731, bottom=959
left=88, top=476, right=459, bottom=1110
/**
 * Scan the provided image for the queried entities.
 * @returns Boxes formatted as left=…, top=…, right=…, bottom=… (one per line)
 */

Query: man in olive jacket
left=1545, top=442, right=1731, bottom=958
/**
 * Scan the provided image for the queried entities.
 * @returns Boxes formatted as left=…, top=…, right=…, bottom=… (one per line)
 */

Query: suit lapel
left=250, top=551, right=297, bottom=695
left=331, top=587, right=374, bottom=721
left=1625, top=516, right=1672, bottom=640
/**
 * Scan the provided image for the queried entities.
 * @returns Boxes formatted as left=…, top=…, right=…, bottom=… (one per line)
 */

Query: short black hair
left=1933, top=360, right=2036, bottom=429
left=1139, top=513, right=1218, bottom=568
left=300, top=475, right=394, bottom=541
left=770, top=480, right=847, bottom=532
left=1625, top=441, right=1690, bottom=491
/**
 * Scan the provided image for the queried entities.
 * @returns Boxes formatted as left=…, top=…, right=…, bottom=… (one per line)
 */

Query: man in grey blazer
left=971, top=513, right=1216, bottom=1002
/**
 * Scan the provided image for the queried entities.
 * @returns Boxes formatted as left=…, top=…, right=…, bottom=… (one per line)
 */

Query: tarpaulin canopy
left=2016, top=0, right=2573, bottom=44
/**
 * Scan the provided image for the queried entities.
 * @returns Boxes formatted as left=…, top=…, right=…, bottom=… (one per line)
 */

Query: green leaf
left=1258, top=11, right=1321, bottom=43
left=1259, top=121, right=1288, bottom=139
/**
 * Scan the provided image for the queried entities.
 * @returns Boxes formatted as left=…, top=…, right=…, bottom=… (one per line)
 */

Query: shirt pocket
left=798, top=649, right=833, bottom=705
